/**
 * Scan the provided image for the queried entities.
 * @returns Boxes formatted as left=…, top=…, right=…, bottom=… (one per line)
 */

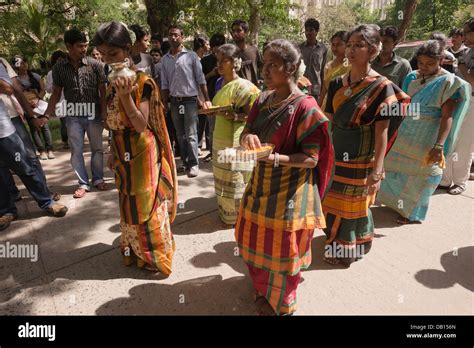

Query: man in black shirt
left=200, top=33, right=226, bottom=162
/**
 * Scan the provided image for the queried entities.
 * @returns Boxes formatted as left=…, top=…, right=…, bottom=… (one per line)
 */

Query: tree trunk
left=397, top=0, right=419, bottom=43
left=246, top=0, right=261, bottom=46
left=144, top=0, right=178, bottom=37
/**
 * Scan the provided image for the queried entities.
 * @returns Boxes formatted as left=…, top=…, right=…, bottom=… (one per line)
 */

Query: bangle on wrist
left=434, top=143, right=444, bottom=150
left=371, top=171, right=384, bottom=181
left=273, top=152, right=280, bottom=168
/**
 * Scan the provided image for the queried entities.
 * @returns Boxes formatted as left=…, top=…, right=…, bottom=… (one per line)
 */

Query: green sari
left=212, top=78, right=260, bottom=225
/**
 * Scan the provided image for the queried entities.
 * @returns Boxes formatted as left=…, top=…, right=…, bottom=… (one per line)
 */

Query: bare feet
left=255, top=295, right=275, bottom=316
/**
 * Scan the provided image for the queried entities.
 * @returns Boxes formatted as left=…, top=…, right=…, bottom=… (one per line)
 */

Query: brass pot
left=108, top=58, right=137, bottom=84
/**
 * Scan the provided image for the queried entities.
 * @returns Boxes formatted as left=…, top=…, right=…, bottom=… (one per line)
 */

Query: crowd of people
left=0, top=16, right=472, bottom=316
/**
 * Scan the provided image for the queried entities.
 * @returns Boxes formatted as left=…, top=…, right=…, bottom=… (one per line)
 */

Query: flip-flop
left=95, top=182, right=108, bottom=191
left=448, top=185, right=466, bottom=195
left=323, top=256, right=341, bottom=265
left=73, top=188, right=87, bottom=199
left=396, top=216, right=421, bottom=224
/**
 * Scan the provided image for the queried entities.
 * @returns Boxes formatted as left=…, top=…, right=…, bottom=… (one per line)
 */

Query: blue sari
left=378, top=69, right=471, bottom=221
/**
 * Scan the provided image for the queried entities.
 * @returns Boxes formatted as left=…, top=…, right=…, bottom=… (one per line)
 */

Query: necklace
left=344, top=68, right=372, bottom=97
left=267, top=90, right=296, bottom=114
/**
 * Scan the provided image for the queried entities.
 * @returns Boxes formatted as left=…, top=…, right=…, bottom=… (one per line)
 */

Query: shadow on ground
left=189, top=241, right=247, bottom=274
left=414, top=246, right=473, bottom=292
left=95, top=274, right=254, bottom=315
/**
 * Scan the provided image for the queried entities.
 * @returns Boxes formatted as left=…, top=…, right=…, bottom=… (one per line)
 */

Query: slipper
left=396, top=216, right=421, bottom=225
left=323, top=256, right=341, bottom=265
left=448, top=184, right=466, bottom=195
left=73, top=188, right=87, bottom=199
left=95, top=182, right=108, bottom=191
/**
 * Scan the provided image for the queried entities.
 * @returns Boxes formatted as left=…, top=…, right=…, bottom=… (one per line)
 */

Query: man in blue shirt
left=161, top=25, right=212, bottom=178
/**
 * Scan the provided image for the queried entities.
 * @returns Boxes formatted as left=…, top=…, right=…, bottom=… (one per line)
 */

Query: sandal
left=95, top=182, right=108, bottom=191
left=448, top=184, right=466, bottom=195
left=323, top=256, right=341, bottom=265
left=73, top=188, right=87, bottom=199
left=396, top=215, right=421, bottom=225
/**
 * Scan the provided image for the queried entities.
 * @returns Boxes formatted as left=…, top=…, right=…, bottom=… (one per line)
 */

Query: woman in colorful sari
left=211, top=44, right=260, bottom=226
left=94, top=21, right=178, bottom=274
left=319, top=31, right=351, bottom=109
left=236, top=39, right=334, bottom=315
left=378, top=40, right=471, bottom=224
left=322, top=25, right=409, bottom=266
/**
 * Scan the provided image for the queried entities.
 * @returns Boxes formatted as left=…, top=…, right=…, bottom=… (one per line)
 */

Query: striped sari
left=107, top=73, right=178, bottom=274
left=212, top=78, right=260, bottom=225
left=322, top=75, right=409, bottom=256
left=378, top=70, right=471, bottom=221
left=321, top=60, right=351, bottom=110
left=235, top=91, right=334, bottom=315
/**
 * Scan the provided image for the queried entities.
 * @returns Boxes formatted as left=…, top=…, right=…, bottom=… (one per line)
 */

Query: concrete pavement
left=0, top=141, right=472, bottom=315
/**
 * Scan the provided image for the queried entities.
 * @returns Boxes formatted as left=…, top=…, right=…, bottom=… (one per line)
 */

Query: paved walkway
left=0, top=142, right=472, bottom=315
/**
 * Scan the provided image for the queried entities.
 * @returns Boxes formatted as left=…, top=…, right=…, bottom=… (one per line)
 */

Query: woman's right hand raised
left=241, top=133, right=261, bottom=150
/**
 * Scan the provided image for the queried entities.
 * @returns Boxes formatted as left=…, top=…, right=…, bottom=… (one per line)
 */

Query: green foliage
left=1, top=0, right=471, bottom=69
left=382, top=0, right=473, bottom=41
left=0, top=0, right=147, bottom=69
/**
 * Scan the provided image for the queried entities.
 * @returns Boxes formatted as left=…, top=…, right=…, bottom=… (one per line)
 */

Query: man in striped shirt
left=45, top=28, right=107, bottom=199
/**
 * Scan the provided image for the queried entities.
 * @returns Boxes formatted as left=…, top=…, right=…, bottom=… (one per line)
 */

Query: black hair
left=449, top=28, right=464, bottom=37
left=168, top=25, right=184, bottom=36
left=129, top=24, right=149, bottom=43
left=193, top=34, right=209, bottom=51
left=210, top=33, right=226, bottom=48
left=64, top=28, right=87, bottom=46
left=150, top=48, right=163, bottom=56
left=161, top=41, right=171, bottom=54
left=348, top=24, right=381, bottom=49
left=380, top=26, right=399, bottom=41
left=263, top=39, right=302, bottom=81
left=464, top=18, right=474, bottom=32
left=416, top=40, right=443, bottom=60
left=331, top=31, right=348, bottom=43
left=429, top=32, right=448, bottom=49
left=93, top=21, right=132, bottom=50
left=151, top=33, right=163, bottom=42
left=231, top=19, right=249, bottom=33
left=51, top=50, right=67, bottom=67
left=12, top=55, right=41, bottom=92
left=304, top=18, right=320, bottom=31
left=87, top=46, right=100, bottom=55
